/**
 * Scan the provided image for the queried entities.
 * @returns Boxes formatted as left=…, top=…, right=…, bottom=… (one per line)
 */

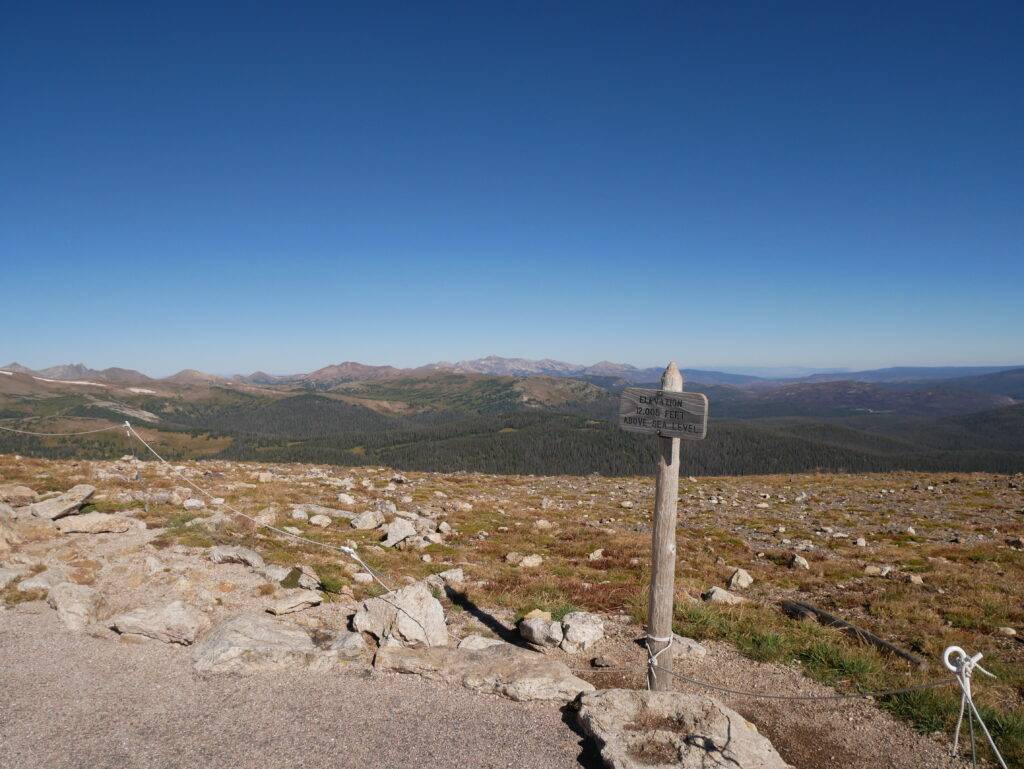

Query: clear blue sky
left=2, top=2, right=1021, bottom=376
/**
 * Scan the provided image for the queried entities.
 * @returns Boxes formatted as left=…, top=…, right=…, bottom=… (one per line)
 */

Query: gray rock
left=351, top=509, right=384, bottom=530
left=381, top=518, right=416, bottom=548
left=560, top=611, right=604, bottom=653
left=266, top=588, right=322, bottom=616
left=789, top=554, right=810, bottom=570
left=576, top=688, right=791, bottom=769
left=0, top=484, right=37, bottom=506
left=56, top=512, right=134, bottom=534
left=192, top=614, right=339, bottom=674
left=727, top=568, right=753, bottom=590
left=308, top=514, right=331, bottom=528
left=352, top=583, right=448, bottom=648
left=110, top=600, right=209, bottom=645
left=519, top=617, right=564, bottom=648
left=374, top=644, right=594, bottom=703
left=519, top=554, right=544, bottom=568
left=702, top=586, right=748, bottom=605
left=672, top=635, right=709, bottom=660
left=30, top=484, right=95, bottom=520
left=424, top=568, right=464, bottom=592
left=47, top=583, right=101, bottom=631
left=329, top=630, right=367, bottom=659
left=260, top=564, right=292, bottom=583
left=209, top=545, right=265, bottom=571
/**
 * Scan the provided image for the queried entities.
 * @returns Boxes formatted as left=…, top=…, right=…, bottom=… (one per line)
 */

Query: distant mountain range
left=4, top=356, right=1023, bottom=391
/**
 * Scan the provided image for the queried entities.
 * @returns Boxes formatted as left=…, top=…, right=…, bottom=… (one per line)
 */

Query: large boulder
left=47, top=583, right=102, bottom=631
left=374, top=644, right=594, bottom=703
left=576, top=688, right=792, bottom=769
left=381, top=518, right=416, bottom=548
left=560, top=611, right=604, bottom=653
left=191, top=614, right=340, bottom=674
left=352, top=583, right=448, bottom=648
left=56, top=512, right=134, bottom=534
left=110, top=600, right=210, bottom=645
left=29, top=485, right=95, bottom=520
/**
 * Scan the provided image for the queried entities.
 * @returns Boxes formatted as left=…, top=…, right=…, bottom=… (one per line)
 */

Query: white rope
left=645, top=633, right=673, bottom=690
left=944, top=646, right=1009, bottom=769
left=122, top=421, right=429, bottom=637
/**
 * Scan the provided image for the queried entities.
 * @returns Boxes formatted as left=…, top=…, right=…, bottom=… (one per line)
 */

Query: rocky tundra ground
left=1, top=454, right=1022, bottom=768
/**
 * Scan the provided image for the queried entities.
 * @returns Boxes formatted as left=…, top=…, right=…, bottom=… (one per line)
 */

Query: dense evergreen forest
left=3, top=391, right=1023, bottom=476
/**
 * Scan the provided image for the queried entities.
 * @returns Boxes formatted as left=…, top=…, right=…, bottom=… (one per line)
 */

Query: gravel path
left=0, top=605, right=586, bottom=769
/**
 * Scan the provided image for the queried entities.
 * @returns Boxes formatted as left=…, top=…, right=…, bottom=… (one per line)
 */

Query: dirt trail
left=0, top=606, right=585, bottom=769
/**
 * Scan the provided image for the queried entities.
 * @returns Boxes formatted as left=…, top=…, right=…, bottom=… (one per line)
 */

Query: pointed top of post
left=662, top=361, right=684, bottom=392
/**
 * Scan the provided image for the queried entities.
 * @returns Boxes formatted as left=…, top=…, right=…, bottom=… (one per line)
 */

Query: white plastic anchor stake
left=943, top=645, right=1007, bottom=769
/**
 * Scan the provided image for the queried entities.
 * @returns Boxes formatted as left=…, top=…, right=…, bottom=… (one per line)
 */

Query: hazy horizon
left=4, top=354, right=1023, bottom=382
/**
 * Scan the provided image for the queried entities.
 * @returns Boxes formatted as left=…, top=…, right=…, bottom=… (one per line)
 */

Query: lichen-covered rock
left=374, top=644, right=593, bottom=703
left=352, top=583, right=448, bottom=647
left=560, top=611, right=604, bottom=653
left=576, top=688, right=792, bottom=769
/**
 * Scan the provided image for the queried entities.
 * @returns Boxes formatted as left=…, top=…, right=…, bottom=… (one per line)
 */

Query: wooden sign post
left=617, top=362, right=709, bottom=691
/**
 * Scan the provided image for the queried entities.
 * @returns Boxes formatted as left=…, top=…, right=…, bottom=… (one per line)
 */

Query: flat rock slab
left=576, top=688, right=791, bottom=769
left=374, top=643, right=594, bottom=703
left=30, top=485, right=95, bottom=520
left=209, top=545, right=265, bottom=571
left=110, top=600, right=209, bottom=645
left=56, top=512, right=134, bottom=534
left=191, top=614, right=340, bottom=674
left=266, top=588, right=322, bottom=616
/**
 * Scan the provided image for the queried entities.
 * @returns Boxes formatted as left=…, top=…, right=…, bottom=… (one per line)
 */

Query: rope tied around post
left=944, top=646, right=1008, bottom=769
left=644, top=633, right=673, bottom=691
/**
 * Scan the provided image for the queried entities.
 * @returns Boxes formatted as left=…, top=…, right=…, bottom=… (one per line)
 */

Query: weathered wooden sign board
left=617, top=387, right=709, bottom=439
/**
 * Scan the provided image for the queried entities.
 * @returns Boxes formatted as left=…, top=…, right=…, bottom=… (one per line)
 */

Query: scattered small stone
left=519, top=554, right=543, bottom=568
left=590, top=655, right=617, bottom=668
left=789, top=554, right=810, bottom=570
left=588, top=548, right=604, bottom=561
left=727, top=567, right=753, bottom=590
left=702, top=586, right=747, bottom=605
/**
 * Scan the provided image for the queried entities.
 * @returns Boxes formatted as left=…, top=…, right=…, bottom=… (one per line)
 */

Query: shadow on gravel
left=561, top=699, right=604, bottom=769
left=443, top=587, right=532, bottom=649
